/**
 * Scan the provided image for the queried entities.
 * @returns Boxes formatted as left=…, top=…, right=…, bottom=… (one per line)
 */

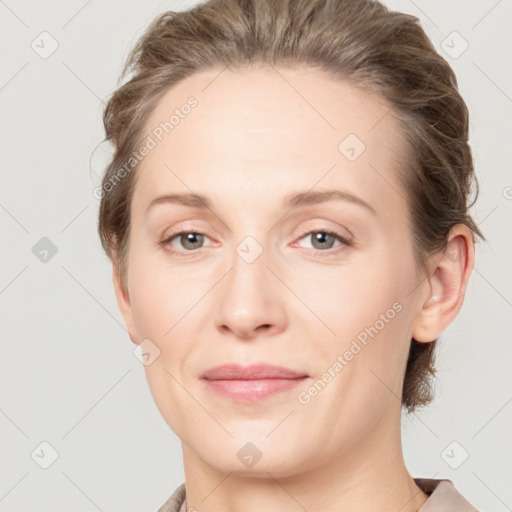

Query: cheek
left=143, top=360, right=200, bottom=441
left=127, top=247, right=185, bottom=338
left=127, top=248, right=208, bottom=381
left=324, top=290, right=409, bottom=382
left=305, top=252, right=414, bottom=375
left=308, top=260, right=406, bottom=334
left=128, top=260, right=201, bottom=435
left=130, top=285, right=174, bottom=342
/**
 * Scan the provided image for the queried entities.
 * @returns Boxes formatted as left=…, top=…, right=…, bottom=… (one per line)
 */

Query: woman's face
left=115, top=65, right=427, bottom=476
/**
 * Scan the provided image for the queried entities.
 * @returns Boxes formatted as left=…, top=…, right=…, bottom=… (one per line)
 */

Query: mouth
left=200, top=363, right=310, bottom=402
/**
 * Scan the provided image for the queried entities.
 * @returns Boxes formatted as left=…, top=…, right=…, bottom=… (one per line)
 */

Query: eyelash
left=160, top=228, right=351, bottom=258
left=294, top=227, right=351, bottom=255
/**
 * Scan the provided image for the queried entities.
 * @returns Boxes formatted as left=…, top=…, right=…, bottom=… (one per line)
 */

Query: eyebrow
left=145, top=189, right=377, bottom=216
left=283, top=189, right=377, bottom=215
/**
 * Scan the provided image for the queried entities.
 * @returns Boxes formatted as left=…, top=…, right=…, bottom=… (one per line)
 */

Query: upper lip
left=201, top=363, right=308, bottom=380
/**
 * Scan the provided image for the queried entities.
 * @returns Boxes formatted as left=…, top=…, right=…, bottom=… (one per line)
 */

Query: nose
left=214, top=242, right=288, bottom=341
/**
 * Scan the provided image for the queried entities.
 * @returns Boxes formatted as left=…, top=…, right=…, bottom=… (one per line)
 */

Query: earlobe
left=412, top=225, right=475, bottom=343
left=112, top=264, right=139, bottom=345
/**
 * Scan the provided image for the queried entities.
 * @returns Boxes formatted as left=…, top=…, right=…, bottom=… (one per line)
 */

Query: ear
left=412, top=224, right=475, bottom=343
left=112, top=263, right=139, bottom=345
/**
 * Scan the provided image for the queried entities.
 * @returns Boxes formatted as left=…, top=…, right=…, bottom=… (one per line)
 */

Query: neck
left=181, top=412, right=428, bottom=512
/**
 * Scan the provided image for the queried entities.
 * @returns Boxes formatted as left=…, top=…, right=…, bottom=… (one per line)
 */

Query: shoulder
left=415, top=478, right=479, bottom=511
left=157, top=482, right=186, bottom=512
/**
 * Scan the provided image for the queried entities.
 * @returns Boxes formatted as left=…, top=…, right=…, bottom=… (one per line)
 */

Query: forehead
left=133, top=64, right=407, bottom=216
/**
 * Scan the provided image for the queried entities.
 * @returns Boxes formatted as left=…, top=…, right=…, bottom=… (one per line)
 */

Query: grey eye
left=300, top=231, right=344, bottom=251
left=178, top=232, right=205, bottom=250
left=309, top=232, right=337, bottom=250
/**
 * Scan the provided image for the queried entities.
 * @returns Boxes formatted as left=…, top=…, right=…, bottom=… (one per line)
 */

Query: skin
left=112, top=64, right=474, bottom=511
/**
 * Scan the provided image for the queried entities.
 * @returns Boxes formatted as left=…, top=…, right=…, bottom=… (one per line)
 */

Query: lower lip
left=203, top=377, right=309, bottom=401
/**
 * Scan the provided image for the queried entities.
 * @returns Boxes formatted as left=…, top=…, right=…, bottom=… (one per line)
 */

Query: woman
left=97, top=0, right=482, bottom=510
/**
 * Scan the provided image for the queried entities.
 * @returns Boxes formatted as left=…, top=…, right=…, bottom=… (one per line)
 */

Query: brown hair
left=97, top=0, right=483, bottom=412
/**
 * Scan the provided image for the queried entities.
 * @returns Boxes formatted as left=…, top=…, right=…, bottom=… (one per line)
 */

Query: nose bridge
left=213, top=228, right=287, bottom=337
left=229, top=231, right=274, bottom=306
left=229, top=215, right=274, bottom=281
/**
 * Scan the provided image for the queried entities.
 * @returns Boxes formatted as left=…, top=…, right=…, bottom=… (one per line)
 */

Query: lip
left=201, top=363, right=308, bottom=380
left=201, top=363, right=309, bottom=402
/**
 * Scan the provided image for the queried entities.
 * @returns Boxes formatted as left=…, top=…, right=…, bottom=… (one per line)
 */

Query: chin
left=191, top=433, right=317, bottom=478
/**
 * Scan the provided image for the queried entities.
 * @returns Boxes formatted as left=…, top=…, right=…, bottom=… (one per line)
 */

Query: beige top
left=157, top=478, right=478, bottom=511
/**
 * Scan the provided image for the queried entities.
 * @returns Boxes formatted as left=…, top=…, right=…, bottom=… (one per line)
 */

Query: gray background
left=1, top=0, right=511, bottom=510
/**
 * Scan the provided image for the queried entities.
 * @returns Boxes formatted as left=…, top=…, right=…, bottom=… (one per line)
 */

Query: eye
left=295, top=229, right=351, bottom=253
left=161, top=231, right=212, bottom=256
left=161, top=228, right=351, bottom=258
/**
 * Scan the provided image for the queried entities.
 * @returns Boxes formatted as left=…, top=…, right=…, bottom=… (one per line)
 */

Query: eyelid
left=160, top=221, right=209, bottom=242
left=161, top=229, right=215, bottom=259
left=291, top=227, right=352, bottom=253
left=293, top=224, right=352, bottom=244
left=161, top=228, right=212, bottom=246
